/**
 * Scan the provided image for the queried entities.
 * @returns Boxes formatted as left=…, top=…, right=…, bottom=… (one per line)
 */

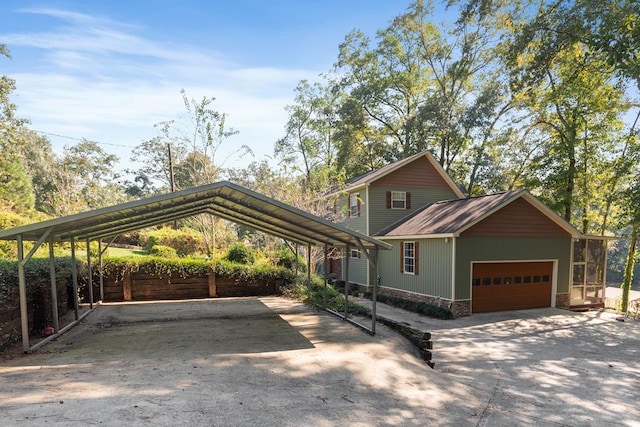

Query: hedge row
left=100, top=256, right=295, bottom=284
left=330, top=280, right=454, bottom=320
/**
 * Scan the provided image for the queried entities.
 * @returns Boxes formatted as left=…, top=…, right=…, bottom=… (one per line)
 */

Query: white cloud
left=4, top=7, right=322, bottom=171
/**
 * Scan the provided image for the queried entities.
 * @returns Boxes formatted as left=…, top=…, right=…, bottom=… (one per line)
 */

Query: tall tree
left=46, top=140, right=124, bottom=216
left=275, top=79, right=341, bottom=190
left=132, top=90, right=252, bottom=255
left=333, top=0, right=513, bottom=193
left=498, top=1, right=633, bottom=229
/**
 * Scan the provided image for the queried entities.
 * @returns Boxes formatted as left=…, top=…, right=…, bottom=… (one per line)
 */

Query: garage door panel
left=472, top=262, right=553, bottom=313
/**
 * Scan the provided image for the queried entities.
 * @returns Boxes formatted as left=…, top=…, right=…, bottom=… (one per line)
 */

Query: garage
left=472, top=261, right=553, bottom=313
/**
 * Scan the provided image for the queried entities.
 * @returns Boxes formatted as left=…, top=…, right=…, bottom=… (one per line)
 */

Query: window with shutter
left=391, top=191, right=406, bottom=209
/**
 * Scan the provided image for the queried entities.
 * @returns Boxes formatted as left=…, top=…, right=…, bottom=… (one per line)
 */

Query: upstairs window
left=387, top=191, right=411, bottom=210
left=392, top=191, right=406, bottom=209
left=350, top=249, right=361, bottom=259
left=349, top=193, right=360, bottom=218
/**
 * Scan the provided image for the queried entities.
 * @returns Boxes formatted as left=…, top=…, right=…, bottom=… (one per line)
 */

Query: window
left=387, top=191, right=411, bottom=209
left=571, top=239, right=606, bottom=304
left=349, top=193, right=360, bottom=217
left=391, top=191, right=406, bottom=209
left=401, top=241, right=418, bottom=275
left=350, top=249, right=360, bottom=259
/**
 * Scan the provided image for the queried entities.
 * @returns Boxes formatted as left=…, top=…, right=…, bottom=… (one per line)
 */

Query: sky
left=0, top=0, right=414, bottom=175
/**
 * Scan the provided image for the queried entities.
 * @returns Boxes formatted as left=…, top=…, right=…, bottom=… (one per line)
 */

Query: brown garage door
left=472, top=262, right=553, bottom=313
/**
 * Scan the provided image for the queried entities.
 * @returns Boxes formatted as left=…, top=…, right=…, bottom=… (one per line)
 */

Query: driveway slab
left=2, top=297, right=638, bottom=426
left=0, top=297, right=480, bottom=426
left=356, top=299, right=640, bottom=426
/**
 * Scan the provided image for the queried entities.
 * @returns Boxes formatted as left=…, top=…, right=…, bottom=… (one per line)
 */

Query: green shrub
left=281, top=275, right=370, bottom=316
left=368, top=291, right=454, bottom=320
left=100, top=256, right=294, bottom=284
left=225, top=242, right=256, bottom=265
left=142, top=227, right=203, bottom=257
left=149, top=245, right=177, bottom=258
left=0, top=257, right=81, bottom=344
left=275, top=246, right=306, bottom=272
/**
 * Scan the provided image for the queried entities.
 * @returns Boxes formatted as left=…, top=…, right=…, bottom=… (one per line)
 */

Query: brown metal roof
left=375, top=190, right=581, bottom=238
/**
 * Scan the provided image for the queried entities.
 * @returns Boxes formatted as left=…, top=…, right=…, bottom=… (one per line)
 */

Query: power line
left=34, top=130, right=136, bottom=149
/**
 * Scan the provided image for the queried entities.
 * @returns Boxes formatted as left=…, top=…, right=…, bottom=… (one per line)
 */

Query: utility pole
left=168, top=143, right=176, bottom=193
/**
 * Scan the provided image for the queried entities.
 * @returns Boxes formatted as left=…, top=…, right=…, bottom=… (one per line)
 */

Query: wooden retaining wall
left=103, top=271, right=279, bottom=302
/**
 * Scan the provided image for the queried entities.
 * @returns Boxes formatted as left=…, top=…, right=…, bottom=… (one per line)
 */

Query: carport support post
left=323, top=244, right=328, bottom=306
left=306, top=243, right=311, bottom=300
left=86, top=238, right=93, bottom=308
left=70, top=237, right=79, bottom=320
left=344, top=244, right=350, bottom=319
left=49, top=238, right=60, bottom=333
left=17, top=234, right=29, bottom=352
left=98, top=239, right=104, bottom=301
left=371, top=248, right=378, bottom=334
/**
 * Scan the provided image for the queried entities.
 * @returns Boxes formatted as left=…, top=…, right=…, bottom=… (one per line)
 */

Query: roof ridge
left=431, top=190, right=519, bottom=206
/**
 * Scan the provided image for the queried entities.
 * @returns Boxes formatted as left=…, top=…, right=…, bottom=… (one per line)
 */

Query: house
left=330, top=150, right=609, bottom=316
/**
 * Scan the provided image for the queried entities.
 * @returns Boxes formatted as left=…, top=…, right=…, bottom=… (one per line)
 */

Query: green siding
left=377, top=238, right=453, bottom=298
left=455, top=236, right=572, bottom=300
left=345, top=252, right=369, bottom=285
left=368, top=186, right=458, bottom=235
left=338, top=191, right=368, bottom=234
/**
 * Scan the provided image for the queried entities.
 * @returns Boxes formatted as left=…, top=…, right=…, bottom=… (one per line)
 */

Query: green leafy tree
left=47, top=140, right=123, bottom=215
left=332, top=0, right=514, bottom=193
left=501, top=8, right=632, bottom=230
left=132, top=90, right=252, bottom=256
left=0, top=45, right=34, bottom=212
left=275, top=79, right=342, bottom=190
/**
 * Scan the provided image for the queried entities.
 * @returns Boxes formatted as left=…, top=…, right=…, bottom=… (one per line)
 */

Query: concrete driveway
left=362, top=300, right=640, bottom=426
left=1, top=298, right=638, bottom=426
left=0, top=297, right=480, bottom=426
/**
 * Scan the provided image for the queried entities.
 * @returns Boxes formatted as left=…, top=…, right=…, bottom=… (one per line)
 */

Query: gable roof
left=0, top=181, right=391, bottom=250
left=343, top=150, right=465, bottom=198
left=375, top=189, right=581, bottom=238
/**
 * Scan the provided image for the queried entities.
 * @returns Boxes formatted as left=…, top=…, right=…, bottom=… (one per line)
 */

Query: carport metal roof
left=0, top=181, right=391, bottom=250
left=2, top=181, right=389, bottom=352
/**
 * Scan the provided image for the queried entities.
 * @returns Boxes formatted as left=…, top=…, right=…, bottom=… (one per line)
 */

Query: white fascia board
left=377, top=233, right=456, bottom=240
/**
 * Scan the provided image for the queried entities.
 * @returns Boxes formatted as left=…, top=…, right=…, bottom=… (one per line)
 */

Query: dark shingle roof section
left=376, top=191, right=519, bottom=236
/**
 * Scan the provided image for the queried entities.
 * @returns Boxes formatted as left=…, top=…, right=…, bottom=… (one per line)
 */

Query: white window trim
left=403, top=241, right=415, bottom=275
left=349, top=193, right=359, bottom=217
left=391, top=191, right=406, bottom=209
left=350, top=248, right=360, bottom=259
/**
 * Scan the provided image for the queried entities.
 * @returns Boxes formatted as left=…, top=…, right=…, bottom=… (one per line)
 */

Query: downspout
left=451, top=236, right=456, bottom=304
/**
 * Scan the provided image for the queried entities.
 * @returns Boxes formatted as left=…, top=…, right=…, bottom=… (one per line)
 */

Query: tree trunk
left=564, top=131, right=576, bottom=223
left=620, top=223, right=638, bottom=313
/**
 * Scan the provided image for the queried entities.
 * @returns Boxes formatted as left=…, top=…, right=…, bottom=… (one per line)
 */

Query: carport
left=0, top=181, right=391, bottom=352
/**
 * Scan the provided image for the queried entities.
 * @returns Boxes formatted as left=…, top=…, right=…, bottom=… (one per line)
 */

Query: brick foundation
left=451, top=300, right=471, bottom=317
left=556, top=293, right=570, bottom=309
left=341, top=283, right=471, bottom=317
